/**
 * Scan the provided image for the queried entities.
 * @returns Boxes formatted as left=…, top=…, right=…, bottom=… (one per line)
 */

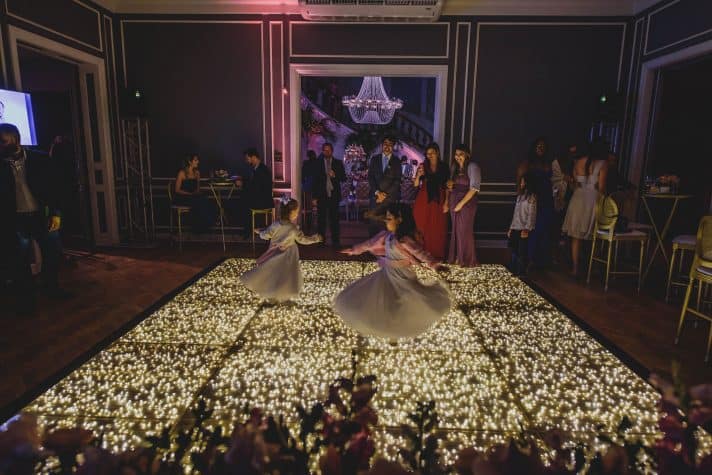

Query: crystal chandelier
left=342, top=76, right=403, bottom=125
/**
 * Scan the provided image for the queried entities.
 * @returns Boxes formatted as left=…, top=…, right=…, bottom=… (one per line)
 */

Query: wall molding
left=644, top=0, right=712, bottom=56
left=289, top=21, right=450, bottom=59
left=4, top=0, right=104, bottom=53
left=119, top=19, right=267, bottom=159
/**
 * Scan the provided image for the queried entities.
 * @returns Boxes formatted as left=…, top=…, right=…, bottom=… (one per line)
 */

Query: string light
left=20, top=259, right=662, bottom=463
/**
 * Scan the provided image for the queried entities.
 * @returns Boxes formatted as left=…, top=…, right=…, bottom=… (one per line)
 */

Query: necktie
left=326, top=158, right=334, bottom=197
left=383, top=155, right=389, bottom=172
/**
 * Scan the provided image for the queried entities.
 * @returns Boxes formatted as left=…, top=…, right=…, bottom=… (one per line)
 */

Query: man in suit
left=367, top=136, right=402, bottom=235
left=0, top=123, right=70, bottom=315
left=242, top=147, right=273, bottom=237
left=313, top=142, right=346, bottom=248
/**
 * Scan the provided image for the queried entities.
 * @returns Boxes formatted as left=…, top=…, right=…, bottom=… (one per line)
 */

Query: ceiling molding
left=442, top=0, right=636, bottom=16
left=108, top=0, right=638, bottom=16
left=633, top=0, right=664, bottom=14
left=91, top=0, right=120, bottom=11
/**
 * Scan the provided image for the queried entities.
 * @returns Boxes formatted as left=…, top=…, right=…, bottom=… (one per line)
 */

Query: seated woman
left=173, top=154, right=217, bottom=233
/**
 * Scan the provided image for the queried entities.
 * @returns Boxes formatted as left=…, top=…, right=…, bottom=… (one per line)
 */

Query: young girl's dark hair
left=519, top=171, right=539, bottom=200
left=280, top=198, right=299, bottom=222
left=386, top=202, right=417, bottom=241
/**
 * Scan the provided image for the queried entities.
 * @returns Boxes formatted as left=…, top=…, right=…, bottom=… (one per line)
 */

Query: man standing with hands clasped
left=314, top=142, right=346, bottom=248
left=367, top=136, right=402, bottom=236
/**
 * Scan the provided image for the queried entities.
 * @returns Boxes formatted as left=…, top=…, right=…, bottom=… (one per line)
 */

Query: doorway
left=646, top=54, right=712, bottom=232
left=17, top=45, right=94, bottom=247
left=7, top=26, right=119, bottom=245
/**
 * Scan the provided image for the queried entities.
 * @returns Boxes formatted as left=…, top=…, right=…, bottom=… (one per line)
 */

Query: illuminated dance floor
left=20, top=258, right=660, bottom=462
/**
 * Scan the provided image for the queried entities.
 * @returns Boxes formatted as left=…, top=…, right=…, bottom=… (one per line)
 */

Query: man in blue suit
left=367, top=136, right=401, bottom=235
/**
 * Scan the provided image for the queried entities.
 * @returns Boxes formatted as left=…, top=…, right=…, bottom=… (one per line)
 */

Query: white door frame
left=629, top=38, right=712, bottom=190
left=289, top=63, right=448, bottom=200
left=7, top=25, right=119, bottom=245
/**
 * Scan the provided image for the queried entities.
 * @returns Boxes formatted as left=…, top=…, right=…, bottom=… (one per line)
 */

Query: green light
left=600, top=95, right=607, bottom=103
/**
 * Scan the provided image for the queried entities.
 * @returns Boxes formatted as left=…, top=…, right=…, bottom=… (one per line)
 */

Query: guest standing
left=552, top=142, right=577, bottom=260
left=242, top=148, right=274, bottom=237
left=0, top=123, right=69, bottom=315
left=173, top=154, right=217, bottom=233
left=301, top=150, right=319, bottom=233
left=508, top=172, right=538, bottom=276
left=525, top=137, right=555, bottom=269
left=313, top=143, right=346, bottom=248
left=447, top=143, right=480, bottom=267
left=413, top=142, right=448, bottom=259
left=562, top=140, right=608, bottom=276
left=367, top=136, right=402, bottom=235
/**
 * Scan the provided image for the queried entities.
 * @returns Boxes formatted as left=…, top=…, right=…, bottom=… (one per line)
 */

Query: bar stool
left=168, top=180, right=191, bottom=252
left=675, top=216, right=712, bottom=361
left=665, top=234, right=696, bottom=302
left=251, top=208, right=274, bottom=253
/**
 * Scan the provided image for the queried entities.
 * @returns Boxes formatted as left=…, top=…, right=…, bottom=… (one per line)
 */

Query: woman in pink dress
left=334, top=203, right=451, bottom=339
left=412, top=142, right=449, bottom=259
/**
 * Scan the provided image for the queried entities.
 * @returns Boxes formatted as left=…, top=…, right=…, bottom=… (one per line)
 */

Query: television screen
left=0, top=89, right=37, bottom=146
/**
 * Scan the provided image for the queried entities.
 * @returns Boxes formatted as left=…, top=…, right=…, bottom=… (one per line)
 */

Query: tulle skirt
left=240, top=245, right=302, bottom=301
left=333, top=265, right=451, bottom=339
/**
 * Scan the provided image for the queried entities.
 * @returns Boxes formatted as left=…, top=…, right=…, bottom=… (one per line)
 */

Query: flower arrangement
left=2, top=368, right=711, bottom=475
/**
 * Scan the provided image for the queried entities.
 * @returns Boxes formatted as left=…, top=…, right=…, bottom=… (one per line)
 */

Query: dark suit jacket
left=0, top=149, right=60, bottom=226
left=368, top=153, right=402, bottom=209
left=245, top=162, right=273, bottom=209
left=312, top=155, right=347, bottom=202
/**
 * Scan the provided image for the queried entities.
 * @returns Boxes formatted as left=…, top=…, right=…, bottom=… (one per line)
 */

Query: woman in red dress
left=413, top=142, right=449, bottom=259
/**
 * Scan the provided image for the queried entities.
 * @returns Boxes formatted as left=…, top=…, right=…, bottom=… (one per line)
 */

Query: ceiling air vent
left=299, top=0, right=443, bottom=22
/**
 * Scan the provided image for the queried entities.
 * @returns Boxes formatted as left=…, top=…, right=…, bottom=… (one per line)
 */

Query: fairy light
left=18, top=259, right=662, bottom=463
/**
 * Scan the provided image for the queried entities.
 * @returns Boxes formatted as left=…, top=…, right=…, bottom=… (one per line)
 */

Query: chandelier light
left=342, top=76, right=403, bottom=125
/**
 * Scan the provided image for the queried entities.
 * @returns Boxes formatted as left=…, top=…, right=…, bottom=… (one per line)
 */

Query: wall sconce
left=281, top=87, right=288, bottom=95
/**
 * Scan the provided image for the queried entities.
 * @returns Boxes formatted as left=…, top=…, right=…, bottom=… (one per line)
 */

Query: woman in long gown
left=334, top=203, right=451, bottom=339
left=561, top=140, right=608, bottom=276
left=447, top=143, right=481, bottom=267
left=240, top=199, right=322, bottom=302
left=413, top=142, right=449, bottom=259
left=525, top=137, right=555, bottom=269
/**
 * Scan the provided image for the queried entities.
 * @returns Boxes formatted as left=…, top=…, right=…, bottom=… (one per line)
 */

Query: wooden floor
left=1, top=226, right=710, bottom=420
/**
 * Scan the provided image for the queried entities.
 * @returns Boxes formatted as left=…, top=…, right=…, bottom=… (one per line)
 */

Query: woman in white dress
left=334, top=203, right=451, bottom=339
left=240, top=199, right=322, bottom=302
left=561, top=141, right=608, bottom=276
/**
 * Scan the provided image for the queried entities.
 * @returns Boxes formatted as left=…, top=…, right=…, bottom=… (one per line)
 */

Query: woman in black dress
left=173, top=154, right=217, bottom=233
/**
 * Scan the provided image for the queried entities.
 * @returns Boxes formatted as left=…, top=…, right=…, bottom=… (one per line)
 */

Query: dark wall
left=121, top=21, right=265, bottom=177
left=473, top=24, right=625, bottom=182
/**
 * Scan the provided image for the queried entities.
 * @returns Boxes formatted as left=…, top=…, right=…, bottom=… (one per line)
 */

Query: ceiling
left=92, top=0, right=661, bottom=16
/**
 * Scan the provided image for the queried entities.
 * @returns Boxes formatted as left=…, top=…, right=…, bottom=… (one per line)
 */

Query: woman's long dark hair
left=180, top=154, right=198, bottom=173
left=528, top=136, right=551, bottom=169
left=386, top=202, right=417, bottom=241
left=423, top=142, right=448, bottom=203
left=586, top=138, right=609, bottom=176
left=452, top=143, right=473, bottom=179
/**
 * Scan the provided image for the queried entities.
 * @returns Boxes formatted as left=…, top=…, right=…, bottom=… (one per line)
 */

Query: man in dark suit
left=0, top=123, right=69, bottom=315
left=242, top=147, right=273, bottom=237
left=313, top=142, right=346, bottom=247
left=367, top=136, right=402, bottom=235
